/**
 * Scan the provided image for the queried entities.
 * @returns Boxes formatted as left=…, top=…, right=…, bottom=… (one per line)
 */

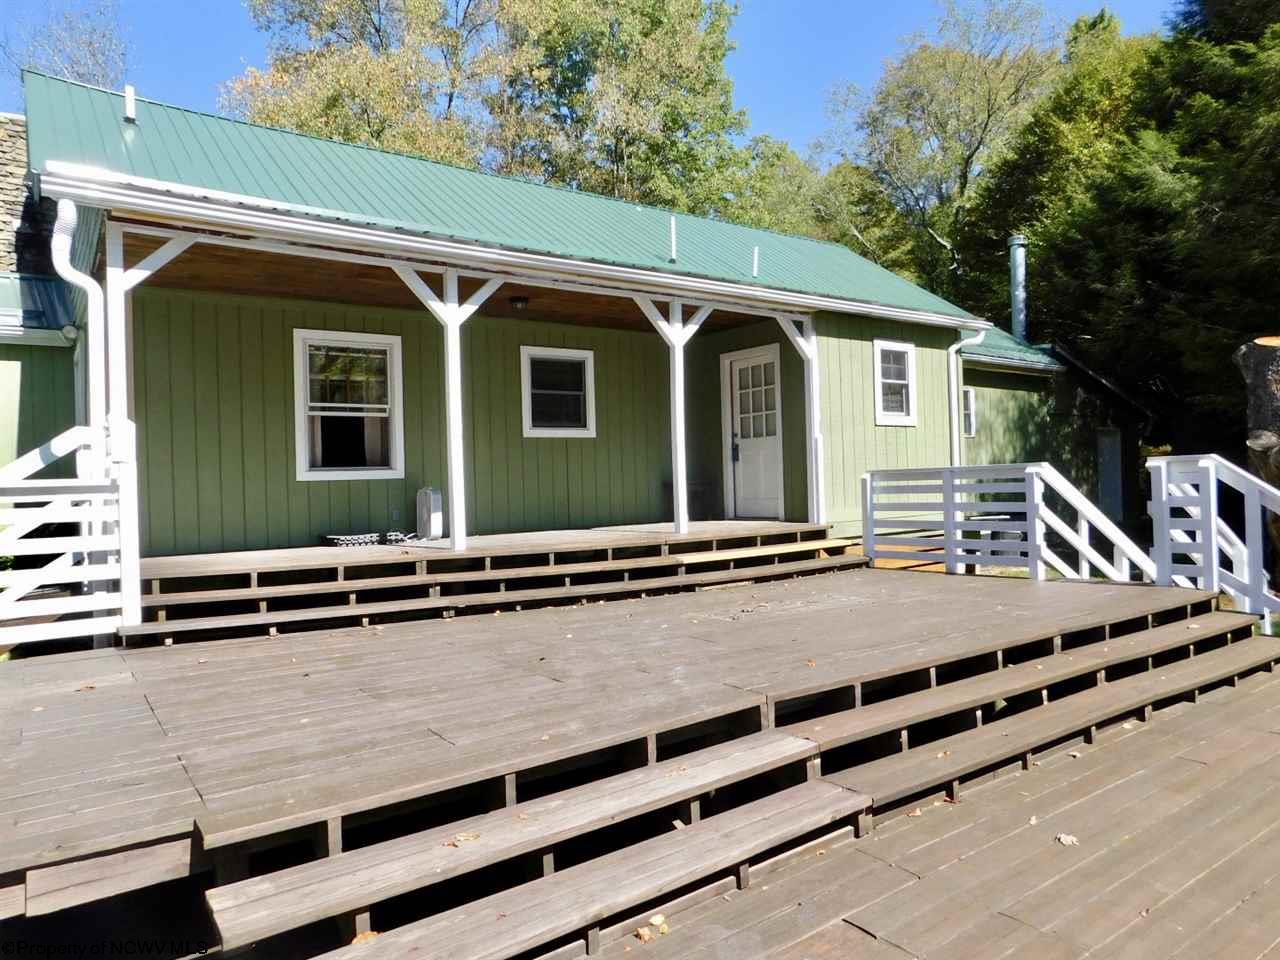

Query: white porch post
left=635, top=297, right=710, bottom=534
left=394, top=266, right=502, bottom=551
left=775, top=314, right=826, bottom=525
left=103, top=223, right=140, bottom=626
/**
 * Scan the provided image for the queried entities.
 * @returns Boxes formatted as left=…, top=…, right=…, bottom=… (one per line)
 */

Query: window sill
left=296, top=467, right=406, bottom=482
left=874, top=415, right=918, bottom=428
left=522, top=428, right=597, bottom=439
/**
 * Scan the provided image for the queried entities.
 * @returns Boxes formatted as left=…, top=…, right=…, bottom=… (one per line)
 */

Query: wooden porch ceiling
left=120, top=232, right=768, bottom=334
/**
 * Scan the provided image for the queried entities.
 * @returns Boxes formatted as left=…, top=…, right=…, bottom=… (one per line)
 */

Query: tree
left=1, top=0, right=129, bottom=107
left=950, top=12, right=1157, bottom=323
left=822, top=0, right=1060, bottom=294
left=222, top=0, right=518, bottom=166
left=504, top=0, right=749, bottom=213
left=226, top=0, right=751, bottom=213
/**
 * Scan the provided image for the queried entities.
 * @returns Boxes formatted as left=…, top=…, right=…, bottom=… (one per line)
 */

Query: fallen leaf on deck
left=76, top=684, right=95, bottom=692
left=1055, top=833, right=1079, bottom=846
left=443, top=831, right=481, bottom=848
left=635, top=926, right=654, bottom=943
left=1068, top=751, right=1081, bottom=759
left=805, top=659, right=817, bottom=668
left=649, top=914, right=665, bottom=927
left=936, top=750, right=951, bottom=758
left=350, top=931, right=379, bottom=945
left=517, top=813, right=529, bottom=821
left=1029, top=815, right=1038, bottom=825
left=907, top=808, right=923, bottom=818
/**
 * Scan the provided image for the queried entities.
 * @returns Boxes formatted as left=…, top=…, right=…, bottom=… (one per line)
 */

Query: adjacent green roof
left=22, top=71, right=976, bottom=322
left=0, top=272, right=72, bottom=330
left=961, top=326, right=1062, bottom=370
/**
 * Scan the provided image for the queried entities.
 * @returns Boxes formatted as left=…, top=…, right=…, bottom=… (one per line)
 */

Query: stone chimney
left=0, top=114, right=56, bottom=275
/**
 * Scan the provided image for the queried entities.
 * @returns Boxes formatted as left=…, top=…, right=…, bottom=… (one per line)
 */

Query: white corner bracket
left=775, top=314, right=826, bottom=525
left=635, top=296, right=711, bottom=534
left=395, top=265, right=502, bottom=551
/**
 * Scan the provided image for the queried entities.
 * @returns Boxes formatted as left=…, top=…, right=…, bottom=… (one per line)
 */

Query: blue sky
left=3, top=0, right=1172, bottom=149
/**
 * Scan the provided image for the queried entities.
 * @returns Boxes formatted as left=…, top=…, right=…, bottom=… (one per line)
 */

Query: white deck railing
left=0, top=425, right=126, bottom=646
left=862, top=463, right=1156, bottom=583
left=1148, top=454, right=1279, bottom=629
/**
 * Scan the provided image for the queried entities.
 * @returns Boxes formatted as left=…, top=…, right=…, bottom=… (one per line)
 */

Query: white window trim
left=961, top=386, right=978, bottom=438
left=520, top=345, right=597, bottom=439
left=293, top=328, right=405, bottom=481
left=873, top=338, right=918, bottom=427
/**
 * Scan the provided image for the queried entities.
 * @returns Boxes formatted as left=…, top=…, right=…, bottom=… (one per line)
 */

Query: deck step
left=206, top=730, right=817, bottom=950
left=121, top=553, right=867, bottom=641
left=142, top=539, right=854, bottom=613
left=826, top=632, right=1280, bottom=810
left=787, top=611, right=1259, bottom=752
left=310, top=780, right=868, bottom=960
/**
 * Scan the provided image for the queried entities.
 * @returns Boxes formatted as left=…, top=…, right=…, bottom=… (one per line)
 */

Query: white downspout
left=948, top=329, right=985, bottom=466
left=51, top=198, right=106, bottom=475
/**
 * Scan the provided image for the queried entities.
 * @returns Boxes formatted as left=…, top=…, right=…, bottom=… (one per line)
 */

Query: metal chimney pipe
left=1008, top=234, right=1028, bottom=341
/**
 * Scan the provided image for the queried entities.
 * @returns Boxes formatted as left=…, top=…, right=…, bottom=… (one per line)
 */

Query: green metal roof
left=961, top=326, right=1062, bottom=370
left=0, top=272, right=73, bottom=330
left=22, top=71, right=975, bottom=322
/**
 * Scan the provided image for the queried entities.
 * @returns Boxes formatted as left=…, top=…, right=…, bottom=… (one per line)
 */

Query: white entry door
left=722, top=345, right=784, bottom=518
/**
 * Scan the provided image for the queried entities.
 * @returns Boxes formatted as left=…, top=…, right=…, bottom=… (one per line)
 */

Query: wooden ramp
left=5, top=570, right=1276, bottom=960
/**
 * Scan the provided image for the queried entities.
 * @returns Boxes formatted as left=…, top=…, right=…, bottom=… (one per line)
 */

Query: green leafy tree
left=823, top=0, right=1061, bottom=294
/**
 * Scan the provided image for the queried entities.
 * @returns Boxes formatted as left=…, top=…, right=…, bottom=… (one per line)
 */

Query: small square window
left=962, top=386, right=977, bottom=438
left=873, top=339, right=917, bottom=427
left=293, top=329, right=405, bottom=481
left=521, top=346, right=596, bottom=438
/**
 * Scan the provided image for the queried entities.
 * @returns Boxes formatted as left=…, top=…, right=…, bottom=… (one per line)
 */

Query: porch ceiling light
left=509, top=295, right=529, bottom=311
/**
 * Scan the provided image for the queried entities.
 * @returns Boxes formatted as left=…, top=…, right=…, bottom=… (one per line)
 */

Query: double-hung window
left=873, top=339, right=918, bottom=427
left=520, top=345, right=596, bottom=438
left=962, top=386, right=977, bottom=438
left=294, top=329, right=405, bottom=480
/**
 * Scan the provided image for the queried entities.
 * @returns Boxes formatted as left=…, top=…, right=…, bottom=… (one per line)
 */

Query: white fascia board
left=0, top=322, right=70, bottom=346
left=40, top=162, right=991, bottom=333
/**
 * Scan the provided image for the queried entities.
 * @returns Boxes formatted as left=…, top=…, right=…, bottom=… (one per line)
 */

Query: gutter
left=949, top=329, right=986, bottom=465
left=40, top=161, right=991, bottom=333
left=962, top=355, right=1064, bottom=376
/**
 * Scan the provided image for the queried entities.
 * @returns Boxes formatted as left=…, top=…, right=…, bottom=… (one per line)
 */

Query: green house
left=4, top=72, right=1136, bottom=572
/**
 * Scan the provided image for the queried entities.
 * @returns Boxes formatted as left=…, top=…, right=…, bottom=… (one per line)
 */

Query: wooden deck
left=613, top=666, right=1280, bottom=959
left=4, top=568, right=1275, bottom=958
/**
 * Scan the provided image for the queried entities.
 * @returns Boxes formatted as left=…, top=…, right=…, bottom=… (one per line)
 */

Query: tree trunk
left=1233, top=337, right=1280, bottom=574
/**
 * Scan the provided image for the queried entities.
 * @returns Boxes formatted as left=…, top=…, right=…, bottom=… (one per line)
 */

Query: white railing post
left=109, top=420, right=143, bottom=627
left=942, top=467, right=958, bottom=574
left=1148, top=460, right=1173, bottom=585
left=1245, top=483, right=1266, bottom=621
left=861, top=473, right=876, bottom=565
left=1199, top=460, right=1220, bottom=594
left=1076, top=514, right=1090, bottom=579
left=1025, top=468, right=1046, bottom=581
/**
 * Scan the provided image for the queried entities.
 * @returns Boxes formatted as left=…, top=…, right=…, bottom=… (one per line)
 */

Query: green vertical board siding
left=685, top=320, right=808, bottom=521
left=0, top=343, right=75, bottom=477
left=131, top=288, right=673, bottom=556
left=461, top=315, right=671, bottom=533
left=962, top=366, right=1115, bottom=509
left=816, top=312, right=954, bottom=536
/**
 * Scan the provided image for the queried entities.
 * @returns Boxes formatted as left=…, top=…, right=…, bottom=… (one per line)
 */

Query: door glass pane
left=763, top=362, right=775, bottom=386
left=765, top=412, right=776, bottom=436
left=750, top=365, right=763, bottom=388
left=739, top=415, right=752, bottom=438
left=753, top=414, right=764, bottom=436
left=764, top=386, right=775, bottom=411
left=738, top=367, right=749, bottom=390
